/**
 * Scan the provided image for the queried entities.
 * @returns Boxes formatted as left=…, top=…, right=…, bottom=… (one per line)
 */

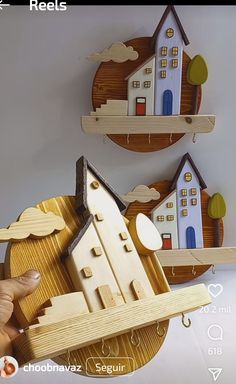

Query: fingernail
left=23, top=270, right=41, bottom=280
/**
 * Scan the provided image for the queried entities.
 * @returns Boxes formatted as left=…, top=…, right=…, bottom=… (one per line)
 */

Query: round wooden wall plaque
left=92, top=37, right=201, bottom=153
left=5, top=196, right=169, bottom=376
left=125, top=180, right=223, bottom=284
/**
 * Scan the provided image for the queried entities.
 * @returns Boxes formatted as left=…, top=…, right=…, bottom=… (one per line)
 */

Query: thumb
left=0, top=270, right=41, bottom=327
left=0, top=270, right=41, bottom=301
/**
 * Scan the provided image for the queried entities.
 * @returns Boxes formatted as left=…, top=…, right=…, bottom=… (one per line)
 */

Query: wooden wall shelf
left=156, top=247, right=236, bottom=267
left=13, top=284, right=210, bottom=366
left=81, top=114, right=215, bottom=135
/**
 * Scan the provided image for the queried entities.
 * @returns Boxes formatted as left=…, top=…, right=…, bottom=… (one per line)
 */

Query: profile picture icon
left=0, top=356, right=19, bottom=379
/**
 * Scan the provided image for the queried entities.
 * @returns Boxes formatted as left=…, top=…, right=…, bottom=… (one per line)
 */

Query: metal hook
left=212, top=264, right=216, bottom=274
left=130, top=329, right=141, bottom=348
left=101, top=338, right=111, bottom=357
left=192, top=265, right=196, bottom=276
left=192, top=133, right=197, bottom=143
left=148, top=133, right=151, bottom=144
left=169, top=133, right=173, bottom=143
left=156, top=322, right=166, bottom=337
left=171, top=266, right=175, bottom=276
left=181, top=313, right=191, bottom=328
left=126, top=134, right=130, bottom=145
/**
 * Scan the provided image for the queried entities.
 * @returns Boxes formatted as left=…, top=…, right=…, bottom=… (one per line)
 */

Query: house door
left=163, top=90, right=173, bottom=115
left=186, top=226, right=196, bottom=249
left=136, top=97, right=146, bottom=116
left=161, top=233, right=172, bottom=250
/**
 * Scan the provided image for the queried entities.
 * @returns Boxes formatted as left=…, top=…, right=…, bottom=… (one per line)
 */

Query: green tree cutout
left=208, top=193, right=226, bottom=247
left=187, top=55, right=208, bottom=115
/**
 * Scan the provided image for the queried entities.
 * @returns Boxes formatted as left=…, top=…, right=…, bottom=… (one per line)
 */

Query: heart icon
left=208, top=284, right=223, bottom=298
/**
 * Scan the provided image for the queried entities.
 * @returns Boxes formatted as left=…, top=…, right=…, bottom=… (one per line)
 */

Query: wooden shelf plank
left=81, top=115, right=215, bottom=134
left=13, top=284, right=210, bottom=366
left=157, top=247, right=236, bottom=267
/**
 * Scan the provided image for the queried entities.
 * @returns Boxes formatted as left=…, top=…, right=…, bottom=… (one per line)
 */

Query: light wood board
left=81, top=114, right=215, bottom=134
left=157, top=247, right=236, bottom=267
left=0, top=207, right=65, bottom=242
left=13, top=284, right=210, bottom=366
left=4, top=196, right=169, bottom=376
left=92, top=37, right=202, bottom=152
left=125, top=180, right=223, bottom=284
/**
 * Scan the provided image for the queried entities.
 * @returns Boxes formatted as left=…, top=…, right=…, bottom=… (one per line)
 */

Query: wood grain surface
left=92, top=37, right=201, bottom=152
left=5, top=196, right=169, bottom=376
left=81, top=114, right=214, bottom=134
left=125, top=181, right=223, bottom=284
left=13, top=284, right=210, bottom=367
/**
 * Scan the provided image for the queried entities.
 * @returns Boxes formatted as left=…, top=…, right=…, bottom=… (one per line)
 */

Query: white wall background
left=0, top=5, right=235, bottom=384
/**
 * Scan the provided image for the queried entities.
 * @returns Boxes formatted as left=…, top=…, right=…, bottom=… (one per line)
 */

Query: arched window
left=184, top=172, right=192, bottom=182
left=166, top=28, right=174, bottom=38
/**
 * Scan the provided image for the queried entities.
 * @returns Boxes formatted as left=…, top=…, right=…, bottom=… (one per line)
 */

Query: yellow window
left=172, top=59, right=178, bottom=68
left=166, top=28, right=174, bottom=38
left=191, top=198, right=197, bottom=206
left=144, top=81, right=151, bottom=88
left=160, top=70, right=166, bottom=79
left=181, top=189, right=187, bottom=196
left=157, top=215, right=164, bottom=222
left=166, top=202, right=173, bottom=208
left=181, top=198, right=187, bottom=206
left=172, top=47, right=178, bottom=56
left=132, top=81, right=140, bottom=88
left=182, top=209, right=188, bottom=217
left=161, top=46, right=167, bottom=56
left=161, top=59, right=167, bottom=68
left=145, top=67, right=152, bottom=74
left=184, top=172, right=192, bottom=182
left=190, top=188, right=197, bottom=195
left=167, top=215, right=174, bottom=221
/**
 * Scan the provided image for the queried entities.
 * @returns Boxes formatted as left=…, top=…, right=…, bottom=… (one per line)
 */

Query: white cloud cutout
left=89, top=42, right=139, bottom=63
left=0, top=207, right=65, bottom=242
left=121, top=185, right=160, bottom=203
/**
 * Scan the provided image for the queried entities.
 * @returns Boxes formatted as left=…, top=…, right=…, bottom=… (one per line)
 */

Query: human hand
left=0, top=270, right=41, bottom=356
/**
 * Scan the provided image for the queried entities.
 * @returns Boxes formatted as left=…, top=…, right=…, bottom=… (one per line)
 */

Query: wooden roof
left=151, top=189, right=176, bottom=214
left=75, top=156, right=126, bottom=216
left=169, top=153, right=207, bottom=191
left=151, top=5, right=190, bottom=49
left=125, top=54, right=155, bottom=80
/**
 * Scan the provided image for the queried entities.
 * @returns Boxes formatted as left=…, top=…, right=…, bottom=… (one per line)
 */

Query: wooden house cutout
left=152, top=153, right=207, bottom=250
left=11, top=156, right=211, bottom=367
left=81, top=5, right=215, bottom=144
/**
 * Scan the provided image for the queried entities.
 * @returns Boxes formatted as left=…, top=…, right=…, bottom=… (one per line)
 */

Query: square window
left=144, top=81, right=151, bottom=88
left=190, top=188, right=197, bottom=195
left=172, top=59, right=178, bottom=68
left=160, top=59, right=167, bottom=68
left=182, top=209, right=188, bottom=217
left=160, top=70, right=166, bottom=79
left=157, top=215, right=164, bottom=222
left=145, top=67, right=152, bottom=74
left=172, top=47, right=178, bottom=56
left=181, top=198, right=187, bottom=206
left=181, top=189, right=187, bottom=196
left=132, top=81, right=140, bottom=88
left=161, top=46, right=167, bottom=56
left=82, top=267, right=93, bottom=278
left=166, top=202, right=173, bottom=208
left=167, top=215, right=174, bottom=221
left=191, top=198, right=197, bottom=206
